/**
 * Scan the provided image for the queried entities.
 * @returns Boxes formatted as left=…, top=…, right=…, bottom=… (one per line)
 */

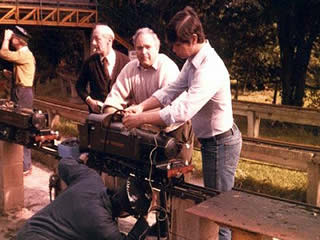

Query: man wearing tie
left=76, top=24, right=129, bottom=113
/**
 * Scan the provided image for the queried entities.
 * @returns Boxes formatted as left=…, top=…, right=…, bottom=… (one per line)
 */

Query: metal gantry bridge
left=0, top=0, right=98, bottom=28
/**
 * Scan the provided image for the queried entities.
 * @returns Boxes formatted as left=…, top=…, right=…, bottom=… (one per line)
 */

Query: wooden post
left=307, top=155, right=320, bottom=206
left=170, top=196, right=219, bottom=240
left=0, top=141, right=24, bottom=212
left=247, top=111, right=260, bottom=138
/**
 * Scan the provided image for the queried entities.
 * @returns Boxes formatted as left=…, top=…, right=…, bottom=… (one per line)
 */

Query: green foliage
left=27, top=28, right=87, bottom=88
left=191, top=151, right=307, bottom=202
left=52, top=118, right=79, bottom=138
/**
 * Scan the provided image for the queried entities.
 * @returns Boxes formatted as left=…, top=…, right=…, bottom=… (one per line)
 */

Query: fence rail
left=233, top=100, right=320, bottom=137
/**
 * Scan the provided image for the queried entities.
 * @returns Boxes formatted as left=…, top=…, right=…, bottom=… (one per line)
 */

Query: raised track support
left=0, top=141, right=24, bottom=213
left=170, top=196, right=219, bottom=239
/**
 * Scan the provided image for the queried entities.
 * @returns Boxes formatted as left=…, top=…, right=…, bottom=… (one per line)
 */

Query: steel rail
left=31, top=140, right=320, bottom=214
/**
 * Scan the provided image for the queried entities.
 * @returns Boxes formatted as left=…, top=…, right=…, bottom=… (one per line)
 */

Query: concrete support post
left=0, top=141, right=24, bottom=213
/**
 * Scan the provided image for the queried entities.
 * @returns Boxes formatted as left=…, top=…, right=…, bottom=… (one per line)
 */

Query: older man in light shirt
left=103, top=27, right=194, bottom=165
left=103, top=27, right=194, bottom=238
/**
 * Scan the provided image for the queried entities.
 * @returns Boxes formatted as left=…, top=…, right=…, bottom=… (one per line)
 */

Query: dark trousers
left=12, top=86, right=34, bottom=171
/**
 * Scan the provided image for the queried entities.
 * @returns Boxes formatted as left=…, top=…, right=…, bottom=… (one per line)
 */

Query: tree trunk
left=278, top=12, right=295, bottom=105
left=278, top=5, right=317, bottom=107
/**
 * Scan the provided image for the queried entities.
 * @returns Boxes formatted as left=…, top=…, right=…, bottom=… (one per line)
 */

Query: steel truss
left=0, top=1, right=97, bottom=28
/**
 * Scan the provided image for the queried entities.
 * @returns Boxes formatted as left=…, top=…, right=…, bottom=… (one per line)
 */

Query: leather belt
left=16, top=85, right=32, bottom=89
left=198, top=126, right=235, bottom=144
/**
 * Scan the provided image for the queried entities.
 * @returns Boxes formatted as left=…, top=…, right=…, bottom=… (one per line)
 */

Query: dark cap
left=110, top=176, right=152, bottom=218
left=13, top=26, right=31, bottom=42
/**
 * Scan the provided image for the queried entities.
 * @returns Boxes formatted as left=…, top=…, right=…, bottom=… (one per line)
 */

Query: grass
left=52, top=117, right=79, bottom=138
left=191, top=150, right=307, bottom=202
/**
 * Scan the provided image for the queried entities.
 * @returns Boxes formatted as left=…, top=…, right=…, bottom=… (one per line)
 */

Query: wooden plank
left=241, top=140, right=315, bottom=171
left=186, top=190, right=320, bottom=240
left=232, top=100, right=320, bottom=127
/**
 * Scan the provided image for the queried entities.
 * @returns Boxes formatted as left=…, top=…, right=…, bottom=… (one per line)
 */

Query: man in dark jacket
left=16, top=156, right=153, bottom=240
left=76, top=24, right=129, bottom=113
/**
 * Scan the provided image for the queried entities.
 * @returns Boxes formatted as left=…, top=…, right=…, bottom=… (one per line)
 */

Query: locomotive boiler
left=0, top=99, right=59, bottom=147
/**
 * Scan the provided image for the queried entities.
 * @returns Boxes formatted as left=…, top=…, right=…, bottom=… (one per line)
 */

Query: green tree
left=96, top=0, right=320, bottom=107
left=266, top=0, right=320, bottom=106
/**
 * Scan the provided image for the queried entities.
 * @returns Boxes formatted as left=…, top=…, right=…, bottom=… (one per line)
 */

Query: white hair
left=132, top=27, right=160, bottom=50
left=90, top=24, right=115, bottom=54
left=93, top=24, right=115, bottom=39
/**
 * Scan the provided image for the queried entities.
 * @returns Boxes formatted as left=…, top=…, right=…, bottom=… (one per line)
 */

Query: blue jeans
left=200, top=123, right=242, bottom=240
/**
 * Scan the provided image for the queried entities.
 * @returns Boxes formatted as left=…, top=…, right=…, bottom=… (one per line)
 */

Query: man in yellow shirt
left=0, top=26, right=36, bottom=175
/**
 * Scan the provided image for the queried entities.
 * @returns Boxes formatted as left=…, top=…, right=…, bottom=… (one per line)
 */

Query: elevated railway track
left=33, top=96, right=320, bottom=206
left=3, top=97, right=320, bottom=239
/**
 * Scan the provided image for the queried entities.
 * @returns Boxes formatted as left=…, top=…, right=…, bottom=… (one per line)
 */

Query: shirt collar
left=100, top=49, right=116, bottom=65
left=188, top=40, right=210, bottom=69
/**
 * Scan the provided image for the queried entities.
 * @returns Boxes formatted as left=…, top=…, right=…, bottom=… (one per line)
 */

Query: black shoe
left=148, top=223, right=168, bottom=238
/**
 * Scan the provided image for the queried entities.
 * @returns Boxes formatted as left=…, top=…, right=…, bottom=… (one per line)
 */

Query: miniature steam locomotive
left=0, top=99, right=59, bottom=147
left=78, top=113, right=193, bottom=185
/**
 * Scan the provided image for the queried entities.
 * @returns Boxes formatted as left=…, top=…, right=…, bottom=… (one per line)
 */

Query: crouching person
left=17, top=156, right=154, bottom=240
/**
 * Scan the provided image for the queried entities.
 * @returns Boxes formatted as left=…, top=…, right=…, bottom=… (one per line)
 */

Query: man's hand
left=4, top=29, right=13, bottom=41
left=122, top=113, right=143, bottom=129
left=86, top=96, right=103, bottom=113
left=144, top=190, right=158, bottom=226
left=2, top=69, right=12, bottom=80
left=124, top=104, right=143, bottom=114
left=79, top=153, right=89, bottom=165
left=103, top=106, right=117, bottom=114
